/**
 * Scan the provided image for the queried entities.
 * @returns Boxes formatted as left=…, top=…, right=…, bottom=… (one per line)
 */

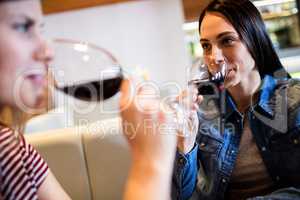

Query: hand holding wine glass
left=120, top=78, right=177, bottom=168
left=120, top=78, right=177, bottom=200
left=175, top=87, right=202, bottom=154
left=176, top=58, right=228, bottom=154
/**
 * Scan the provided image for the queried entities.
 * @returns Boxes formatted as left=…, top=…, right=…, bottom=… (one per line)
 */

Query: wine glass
left=49, top=38, right=123, bottom=102
left=188, top=58, right=227, bottom=95
left=187, top=57, right=228, bottom=134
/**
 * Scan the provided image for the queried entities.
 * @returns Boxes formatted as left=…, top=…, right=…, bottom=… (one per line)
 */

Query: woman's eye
left=201, top=43, right=211, bottom=50
left=221, top=38, right=234, bottom=46
left=13, top=21, right=33, bottom=33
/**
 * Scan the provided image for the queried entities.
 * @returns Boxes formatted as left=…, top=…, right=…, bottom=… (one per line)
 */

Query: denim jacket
left=172, top=75, right=300, bottom=200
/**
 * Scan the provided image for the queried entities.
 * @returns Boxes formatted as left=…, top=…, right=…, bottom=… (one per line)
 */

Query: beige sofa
left=25, top=118, right=131, bottom=200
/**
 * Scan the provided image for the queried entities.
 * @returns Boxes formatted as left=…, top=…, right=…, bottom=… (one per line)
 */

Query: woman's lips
left=26, top=74, right=46, bottom=87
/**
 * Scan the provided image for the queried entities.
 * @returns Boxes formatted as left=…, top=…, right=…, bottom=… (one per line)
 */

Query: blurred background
left=184, top=0, right=300, bottom=77
left=25, top=0, right=300, bottom=133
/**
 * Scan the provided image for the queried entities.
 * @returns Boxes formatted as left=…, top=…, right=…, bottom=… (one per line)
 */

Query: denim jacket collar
left=224, top=75, right=281, bottom=119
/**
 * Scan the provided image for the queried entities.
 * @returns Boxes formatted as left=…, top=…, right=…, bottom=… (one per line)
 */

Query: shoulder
left=0, top=127, right=23, bottom=169
left=0, top=126, right=18, bottom=149
left=0, top=126, right=49, bottom=196
left=286, top=78, right=300, bottom=111
left=0, top=126, right=31, bottom=165
left=274, top=78, right=300, bottom=130
left=286, top=78, right=300, bottom=94
left=273, top=78, right=300, bottom=111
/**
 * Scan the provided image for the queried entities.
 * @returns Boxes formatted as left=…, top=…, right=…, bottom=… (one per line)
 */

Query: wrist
left=177, top=140, right=195, bottom=154
left=125, top=157, right=173, bottom=200
left=132, top=155, right=174, bottom=175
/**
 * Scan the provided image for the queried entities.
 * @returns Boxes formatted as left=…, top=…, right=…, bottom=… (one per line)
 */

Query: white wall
left=44, top=0, right=189, bottom=86
left=25, top=0, right=190, bottom=131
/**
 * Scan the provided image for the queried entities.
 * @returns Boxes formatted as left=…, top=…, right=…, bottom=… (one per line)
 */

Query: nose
left=33, top=38, right=54, bottom=67
left=205, top=46, right=225, bottom=74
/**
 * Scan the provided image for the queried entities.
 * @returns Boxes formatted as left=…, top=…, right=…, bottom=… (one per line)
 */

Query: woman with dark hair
left=172, top=0, right=300, bottom=199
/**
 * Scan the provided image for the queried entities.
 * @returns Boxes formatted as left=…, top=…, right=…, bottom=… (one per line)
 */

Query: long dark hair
left=199, top=0, right=290, bottom=79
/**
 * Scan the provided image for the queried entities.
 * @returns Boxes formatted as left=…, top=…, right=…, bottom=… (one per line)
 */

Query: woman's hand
left=176, top=87, right=203, bottom=154
left=120, top=79, right=177, bottom=167
left=120, top=79, right=177, bottom=200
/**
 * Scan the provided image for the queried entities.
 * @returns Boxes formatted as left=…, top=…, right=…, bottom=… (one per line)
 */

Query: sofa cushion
left=81, top=118, right=130, bottom=200
left=25, top=128, right=92, bottom=200
left=25, top=117, right=130, bottom=200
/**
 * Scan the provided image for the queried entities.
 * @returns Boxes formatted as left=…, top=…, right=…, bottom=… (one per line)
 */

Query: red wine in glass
left=57, top=74, right=123, bottom=102
left=57, top=70, right=123, bottom=102
left=51, top=38, right=123, bottom=102
left=188, top=69, right=226, bottom=96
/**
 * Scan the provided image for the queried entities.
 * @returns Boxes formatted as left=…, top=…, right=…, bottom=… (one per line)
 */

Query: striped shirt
left=0, top=126, right=49, bottom=200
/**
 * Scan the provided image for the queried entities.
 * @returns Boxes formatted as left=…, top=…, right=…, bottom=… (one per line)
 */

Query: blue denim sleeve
left=172, top=144, right=199, bottom=200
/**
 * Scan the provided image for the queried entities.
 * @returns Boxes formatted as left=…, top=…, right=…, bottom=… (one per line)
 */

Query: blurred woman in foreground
left=0, top=0, right=177, bottom=199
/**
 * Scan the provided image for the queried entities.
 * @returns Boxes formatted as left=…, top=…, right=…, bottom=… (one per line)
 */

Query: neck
left=228, top=71, right=261, bottom=113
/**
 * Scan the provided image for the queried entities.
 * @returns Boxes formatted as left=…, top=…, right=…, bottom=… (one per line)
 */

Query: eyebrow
left=200, top=31, right=237, bottom=42
left=8, top=13, right=38, bottom=24
left=20, top=14, right=36, bottom=23
left=15, top=14, right=45, bottom=29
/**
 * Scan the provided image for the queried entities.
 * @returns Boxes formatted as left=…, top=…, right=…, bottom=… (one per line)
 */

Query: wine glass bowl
left=188, top=58, right=228, bottom=95
left=186, top=57, right=229, bottom=126
left=49, top=38, right=123, bottom=102
left=210, top=62, right=227, bottom=83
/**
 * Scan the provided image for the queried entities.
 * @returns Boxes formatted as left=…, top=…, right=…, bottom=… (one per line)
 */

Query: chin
left=225, top=79, right=239, bottom=89
left=18, top=92, right=44, bottom=113
left=225, top=72, right=240, bottom=87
